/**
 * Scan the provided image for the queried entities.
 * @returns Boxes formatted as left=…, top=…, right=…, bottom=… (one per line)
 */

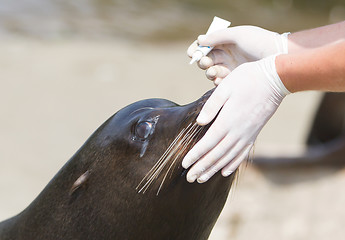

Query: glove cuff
left=260, top=54, right=291, bottom=104
left=274, top=32, right=290, bottom=55
left=281, top=32, right=290, bottom=54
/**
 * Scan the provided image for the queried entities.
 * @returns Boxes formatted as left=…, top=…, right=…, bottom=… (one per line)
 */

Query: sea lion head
left=96, top=89, right=216, bottom=194
left=3, top=89, right=236, bottom=240
left=72, top=89, right=222, bottom=195
left=66, top=88, right=236, bottom=239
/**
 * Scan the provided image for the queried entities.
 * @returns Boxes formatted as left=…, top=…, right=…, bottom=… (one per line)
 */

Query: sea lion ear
left=69, top=170, right=90, bottom=196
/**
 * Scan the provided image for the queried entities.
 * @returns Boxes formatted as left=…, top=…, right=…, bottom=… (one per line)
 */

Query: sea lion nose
left=200, top=88, right=215, bottom=104
left=178, top=88, right=216, bottom=119
left=195, top=88, right=215, bottom=111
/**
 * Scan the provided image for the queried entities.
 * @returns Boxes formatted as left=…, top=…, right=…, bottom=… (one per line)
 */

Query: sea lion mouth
left=136, top=89, right=214, bottom=195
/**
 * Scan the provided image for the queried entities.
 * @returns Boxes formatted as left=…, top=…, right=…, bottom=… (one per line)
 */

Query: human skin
left=288, top=21, right=345, bottom=54
left=277, top=40, right=345, bottom=93
left=280, top=21, right=345, bottom=93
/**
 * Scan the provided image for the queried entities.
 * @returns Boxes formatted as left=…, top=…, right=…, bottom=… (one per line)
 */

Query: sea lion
left=0, top=89, right=236, bottom=240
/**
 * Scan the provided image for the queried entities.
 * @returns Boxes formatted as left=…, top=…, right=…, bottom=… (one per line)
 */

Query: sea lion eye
left=135, top=121, right=153, bottom=139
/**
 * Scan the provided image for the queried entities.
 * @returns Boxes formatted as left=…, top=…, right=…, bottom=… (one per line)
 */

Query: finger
left=206, top=65, right=230, bottom=80
left=197, top=28, right=239, bottom=47
left=187, top=40, right=198, bottom=58
left=221, top=144, right=253, bottom=177
left=206, top=49, right=230, bottom=66
left=182, top=119, right=228, bottom=173
left=186, top=134, right=236, bottom=183
left=198, top=56, right=214, bottom=70
left=196, top=82, right=230, bottom=125
left=208, top=49, right=242, bottom=71
left=214, top=77, right=223, bottom=86
left=198, top=142, right=246, bottom=183
left=205, top=67, right=217, bottom=80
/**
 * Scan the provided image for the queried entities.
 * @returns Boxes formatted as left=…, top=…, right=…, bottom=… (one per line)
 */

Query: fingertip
left=198, top=56, right=213, bottom=70
left=182, top=155, right=191, bottom=169
left=181, top=158, right=190, bottom=169
left=186, top=177, right=195, bottom=184
left=214, top=77, right=223, bottom=86
left=222, top=146, right=251, bottom=175
left=197, top=174, right=210, bottom=184
left=196, top=178, right=206, bottom=184
left=206, top=67, right=217, bottom=80
left=197, top=35, right=208, bottom=45
left=198, top=29, right=234, bottom=46
left=221, top=170, right=233, bottom=177
left=187, top=40, right=198, bottom=58
left=182, top=150, right=198, bottom=169
left=197, top=86, right=229, bottom=125
left=186, top=172, right=197, bottom=183
left=196, top=113, right=210, bottom=126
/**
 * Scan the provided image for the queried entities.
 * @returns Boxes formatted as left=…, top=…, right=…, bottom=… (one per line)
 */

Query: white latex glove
left=187, top=26, right=290, bottom=85
left=182, top=55, right=290, bottom=183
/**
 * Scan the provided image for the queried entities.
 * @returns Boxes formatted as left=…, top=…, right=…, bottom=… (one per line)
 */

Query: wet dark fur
left=0, top=89, right=236, bottom=240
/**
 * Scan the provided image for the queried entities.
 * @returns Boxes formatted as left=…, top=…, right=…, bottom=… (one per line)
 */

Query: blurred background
left=0, top=0, right=344, bottom=239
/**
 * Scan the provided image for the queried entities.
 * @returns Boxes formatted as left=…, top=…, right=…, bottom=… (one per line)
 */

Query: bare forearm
left=276, top=40, right=345, bottom=93
left=288, top=21, right=345, bottom=54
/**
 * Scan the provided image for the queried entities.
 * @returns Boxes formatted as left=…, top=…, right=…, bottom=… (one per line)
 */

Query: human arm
left=288, top=21, right=345, bottom=54
left=278, top=40, right=345, bottom=93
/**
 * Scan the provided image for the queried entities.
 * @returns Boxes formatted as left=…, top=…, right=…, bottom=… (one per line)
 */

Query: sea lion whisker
left=156, top=143, right=188, bottom=194
left=143, top=151, right=176, bottom=192
left=141, top=122, right=195, bottom=180
left=174, top=128, right=200, bottom=160
left=156, top=157, right=177, bottom=195
left=178, top=123, right=203, bottom=152
left=156, top=147, right=186, bottom=194
left=137, top=125, right=190, bottom=192
left=148, top=122, right=201, bottom=193
left=165, top=125, right=203, bottom=177
left=136, top=126, right=187, bottom=184
left=137, top=121, right=204, bottom=194
left=156, top=124, right=203, bottom=194
left=147, top=126, right=188, bottom=171
left=143, top=133, right=188, bottom=193
left=168, top=126, right=203, bottom=174
left=139, top=142, right=190, bottom=193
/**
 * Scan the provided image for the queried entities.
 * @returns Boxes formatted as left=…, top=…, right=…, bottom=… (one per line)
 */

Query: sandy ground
left=0, top=39, right=344, bottom=239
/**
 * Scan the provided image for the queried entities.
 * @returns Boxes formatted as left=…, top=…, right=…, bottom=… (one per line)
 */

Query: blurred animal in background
left=255, top=92, right=345, bottom=168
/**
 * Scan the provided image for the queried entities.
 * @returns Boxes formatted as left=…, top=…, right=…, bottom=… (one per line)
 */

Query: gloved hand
left=187, top=26, right=290, bottom=85
left=182, top=54, right=290, bottom=183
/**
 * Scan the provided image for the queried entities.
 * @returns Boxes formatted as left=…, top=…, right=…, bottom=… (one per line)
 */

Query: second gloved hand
left=182, top=54, right=290, bottom=183
left=187, top=26, right=290, bottom=85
